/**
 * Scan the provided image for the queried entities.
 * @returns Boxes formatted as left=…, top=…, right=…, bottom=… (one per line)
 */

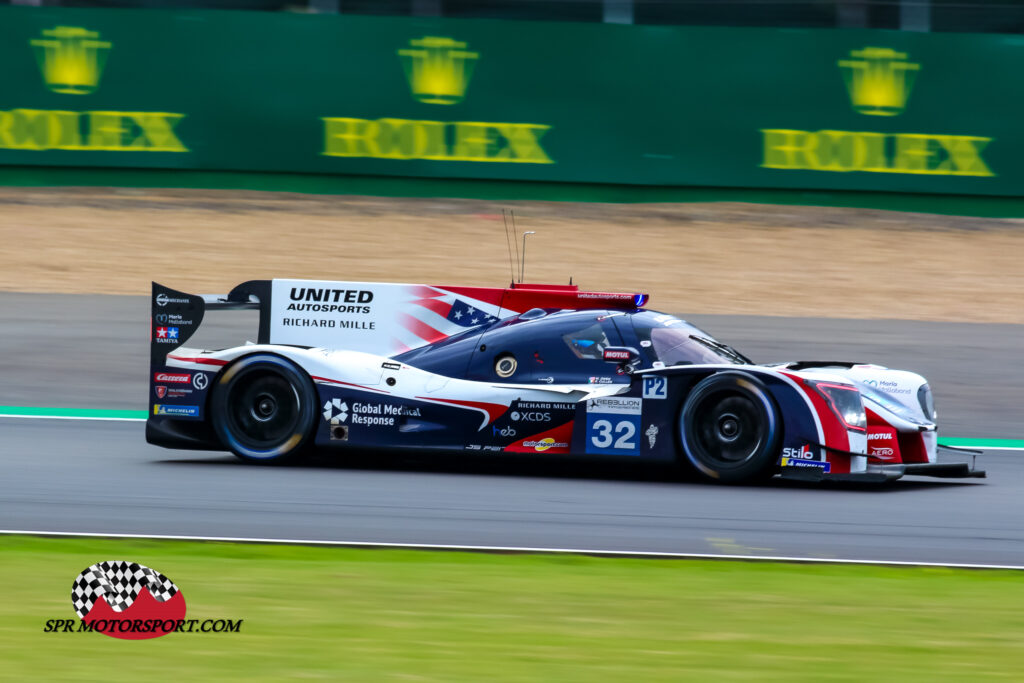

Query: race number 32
left=590, top=419, right=636, bottom=450
left=585, top=397, right=642, bottom=456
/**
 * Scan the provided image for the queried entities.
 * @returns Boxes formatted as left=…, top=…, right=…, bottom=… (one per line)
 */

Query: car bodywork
left=147, top=279, right=983, bottom=483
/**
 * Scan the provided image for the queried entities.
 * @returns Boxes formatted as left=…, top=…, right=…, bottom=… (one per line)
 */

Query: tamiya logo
left=155, top=327, right=179, bottom=343
left=782, top=445, right=815, bottom=460
left=155, top=372, right=190, bottom=384
left=510, top=411, right=550, bottom=422
left=322, top=399, right=349, bottom=425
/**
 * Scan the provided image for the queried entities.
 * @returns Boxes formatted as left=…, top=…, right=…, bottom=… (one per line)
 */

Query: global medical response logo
left=760, top=46, right=993, bottom=178
left=70, top=561, right=186, bottom=640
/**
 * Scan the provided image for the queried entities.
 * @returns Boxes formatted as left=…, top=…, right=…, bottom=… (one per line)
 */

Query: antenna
left=520, top=231, right=536, bottom=283
left=510, top=210, right=520, bottom=282
left=502, top=209, right=516, bottom=285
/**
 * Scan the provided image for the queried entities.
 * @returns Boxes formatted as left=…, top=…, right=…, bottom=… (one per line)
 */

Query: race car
left=147, top=279, right=983, bottom=483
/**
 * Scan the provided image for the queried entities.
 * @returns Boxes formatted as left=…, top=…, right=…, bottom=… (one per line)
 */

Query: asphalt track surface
left=3, top=293, right=1024, bottom=565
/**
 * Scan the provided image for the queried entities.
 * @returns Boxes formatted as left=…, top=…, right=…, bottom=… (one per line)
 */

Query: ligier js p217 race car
left=148, top=279, right=983, bottom=484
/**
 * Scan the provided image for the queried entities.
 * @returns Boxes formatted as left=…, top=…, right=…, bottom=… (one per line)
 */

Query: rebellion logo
left=761, top=46, right=993, bottom=178
left=322, top=36, right=553, bottom=165
left=0, top=26, right=188, bottom=154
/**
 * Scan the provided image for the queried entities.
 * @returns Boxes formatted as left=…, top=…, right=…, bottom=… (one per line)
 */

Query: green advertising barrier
left=0, top=7, right=1019, bottom=196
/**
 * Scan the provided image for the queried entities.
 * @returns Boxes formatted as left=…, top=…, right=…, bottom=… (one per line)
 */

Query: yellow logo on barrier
left=322, top=36, right=552, bottom=164
left=0, top=26, right=188, bottom=153
left=399, top=36, right=478, bottom=105
left=760, top=45, right=993, bottom=178
left=31, top=26, right=111, bottom=95
left=838, top=47, right=919, bottom=117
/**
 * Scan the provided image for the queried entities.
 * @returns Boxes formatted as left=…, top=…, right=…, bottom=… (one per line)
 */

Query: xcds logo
left=492, top=425, right=516, bottom=438
left=70, top=561, right=186, bottom=640
left=510, top=411, right=550, bottom=422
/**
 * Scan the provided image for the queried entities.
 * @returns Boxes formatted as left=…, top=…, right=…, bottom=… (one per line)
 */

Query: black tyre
left=678, top=372, right=782, bottom=484
left=210, top=354, right=317, bottom=464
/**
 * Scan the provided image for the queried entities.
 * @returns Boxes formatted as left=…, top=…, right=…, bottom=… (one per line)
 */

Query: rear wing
left=151, top=278, right=649, bottom=361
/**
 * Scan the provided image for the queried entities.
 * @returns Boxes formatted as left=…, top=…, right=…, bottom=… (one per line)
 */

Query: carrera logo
left=154, top=373, right=190, bottom=384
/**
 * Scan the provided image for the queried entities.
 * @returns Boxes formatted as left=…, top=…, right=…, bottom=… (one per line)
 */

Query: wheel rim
left=225, top=371, right=301, bottom=450
left=693, top=393, right=766, bottom=467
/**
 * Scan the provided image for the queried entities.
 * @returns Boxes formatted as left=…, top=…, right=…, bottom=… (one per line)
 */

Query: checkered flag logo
left=323, top=398, right=348, bottom=425
left=71, top=561, right=179, bottom=619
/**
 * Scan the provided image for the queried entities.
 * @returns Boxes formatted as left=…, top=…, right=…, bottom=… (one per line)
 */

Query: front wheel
left=210, top=354, right=317, bottom=464
left=678, top=372, right=782, bottom=484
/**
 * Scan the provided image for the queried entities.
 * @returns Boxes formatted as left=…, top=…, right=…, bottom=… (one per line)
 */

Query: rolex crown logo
left=399, top=36, right=479, bottom=105
left=838, top=47, right=919, bottom=117
left=31, top=26, right=112, bottom=95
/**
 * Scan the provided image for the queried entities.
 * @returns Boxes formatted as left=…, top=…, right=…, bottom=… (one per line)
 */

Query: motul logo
left=154, top=372, right=190, bottom=384
left=603, top=350, right=631, bottom=361
left=868, top=432, right=894, bottom=440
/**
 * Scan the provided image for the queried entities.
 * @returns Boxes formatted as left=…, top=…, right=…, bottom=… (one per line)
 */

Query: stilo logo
left=399, top=36, right=479, bottom=105
left=31, top=26, right=111, bottom=95
left=71, top=561, right=186, bottom=640
left=838, top=47, right=920, bottom=117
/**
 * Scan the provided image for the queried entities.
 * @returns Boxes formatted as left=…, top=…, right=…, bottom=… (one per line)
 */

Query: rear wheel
left=679, top=372, right=781, bottom=483
left=211, top=354, right=317, bottom=464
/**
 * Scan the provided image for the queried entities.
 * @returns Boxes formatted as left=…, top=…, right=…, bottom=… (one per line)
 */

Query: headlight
left=806, top=380, right=867, bottom=433
left=918, top=383, right=936, bottom=421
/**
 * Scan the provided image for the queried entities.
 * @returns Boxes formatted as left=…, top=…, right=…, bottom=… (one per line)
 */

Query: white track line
left=2, top=529, right=1022, bottom=570
left=0, top=413, right=1022, bottom=451
left=0, top=414, right=144, bottom=422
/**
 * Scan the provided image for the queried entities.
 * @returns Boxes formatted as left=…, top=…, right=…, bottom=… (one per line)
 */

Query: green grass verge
left=4, top=166, right=1024, bottom=217
left=2, top=535, right=1023, bottom=680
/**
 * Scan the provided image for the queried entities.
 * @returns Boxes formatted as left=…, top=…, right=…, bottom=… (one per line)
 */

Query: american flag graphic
left=392, top=287, right=504, bottom=353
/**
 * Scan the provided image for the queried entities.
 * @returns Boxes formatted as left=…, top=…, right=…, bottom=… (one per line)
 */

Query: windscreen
left=631, top=312, right=739, bottom=366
